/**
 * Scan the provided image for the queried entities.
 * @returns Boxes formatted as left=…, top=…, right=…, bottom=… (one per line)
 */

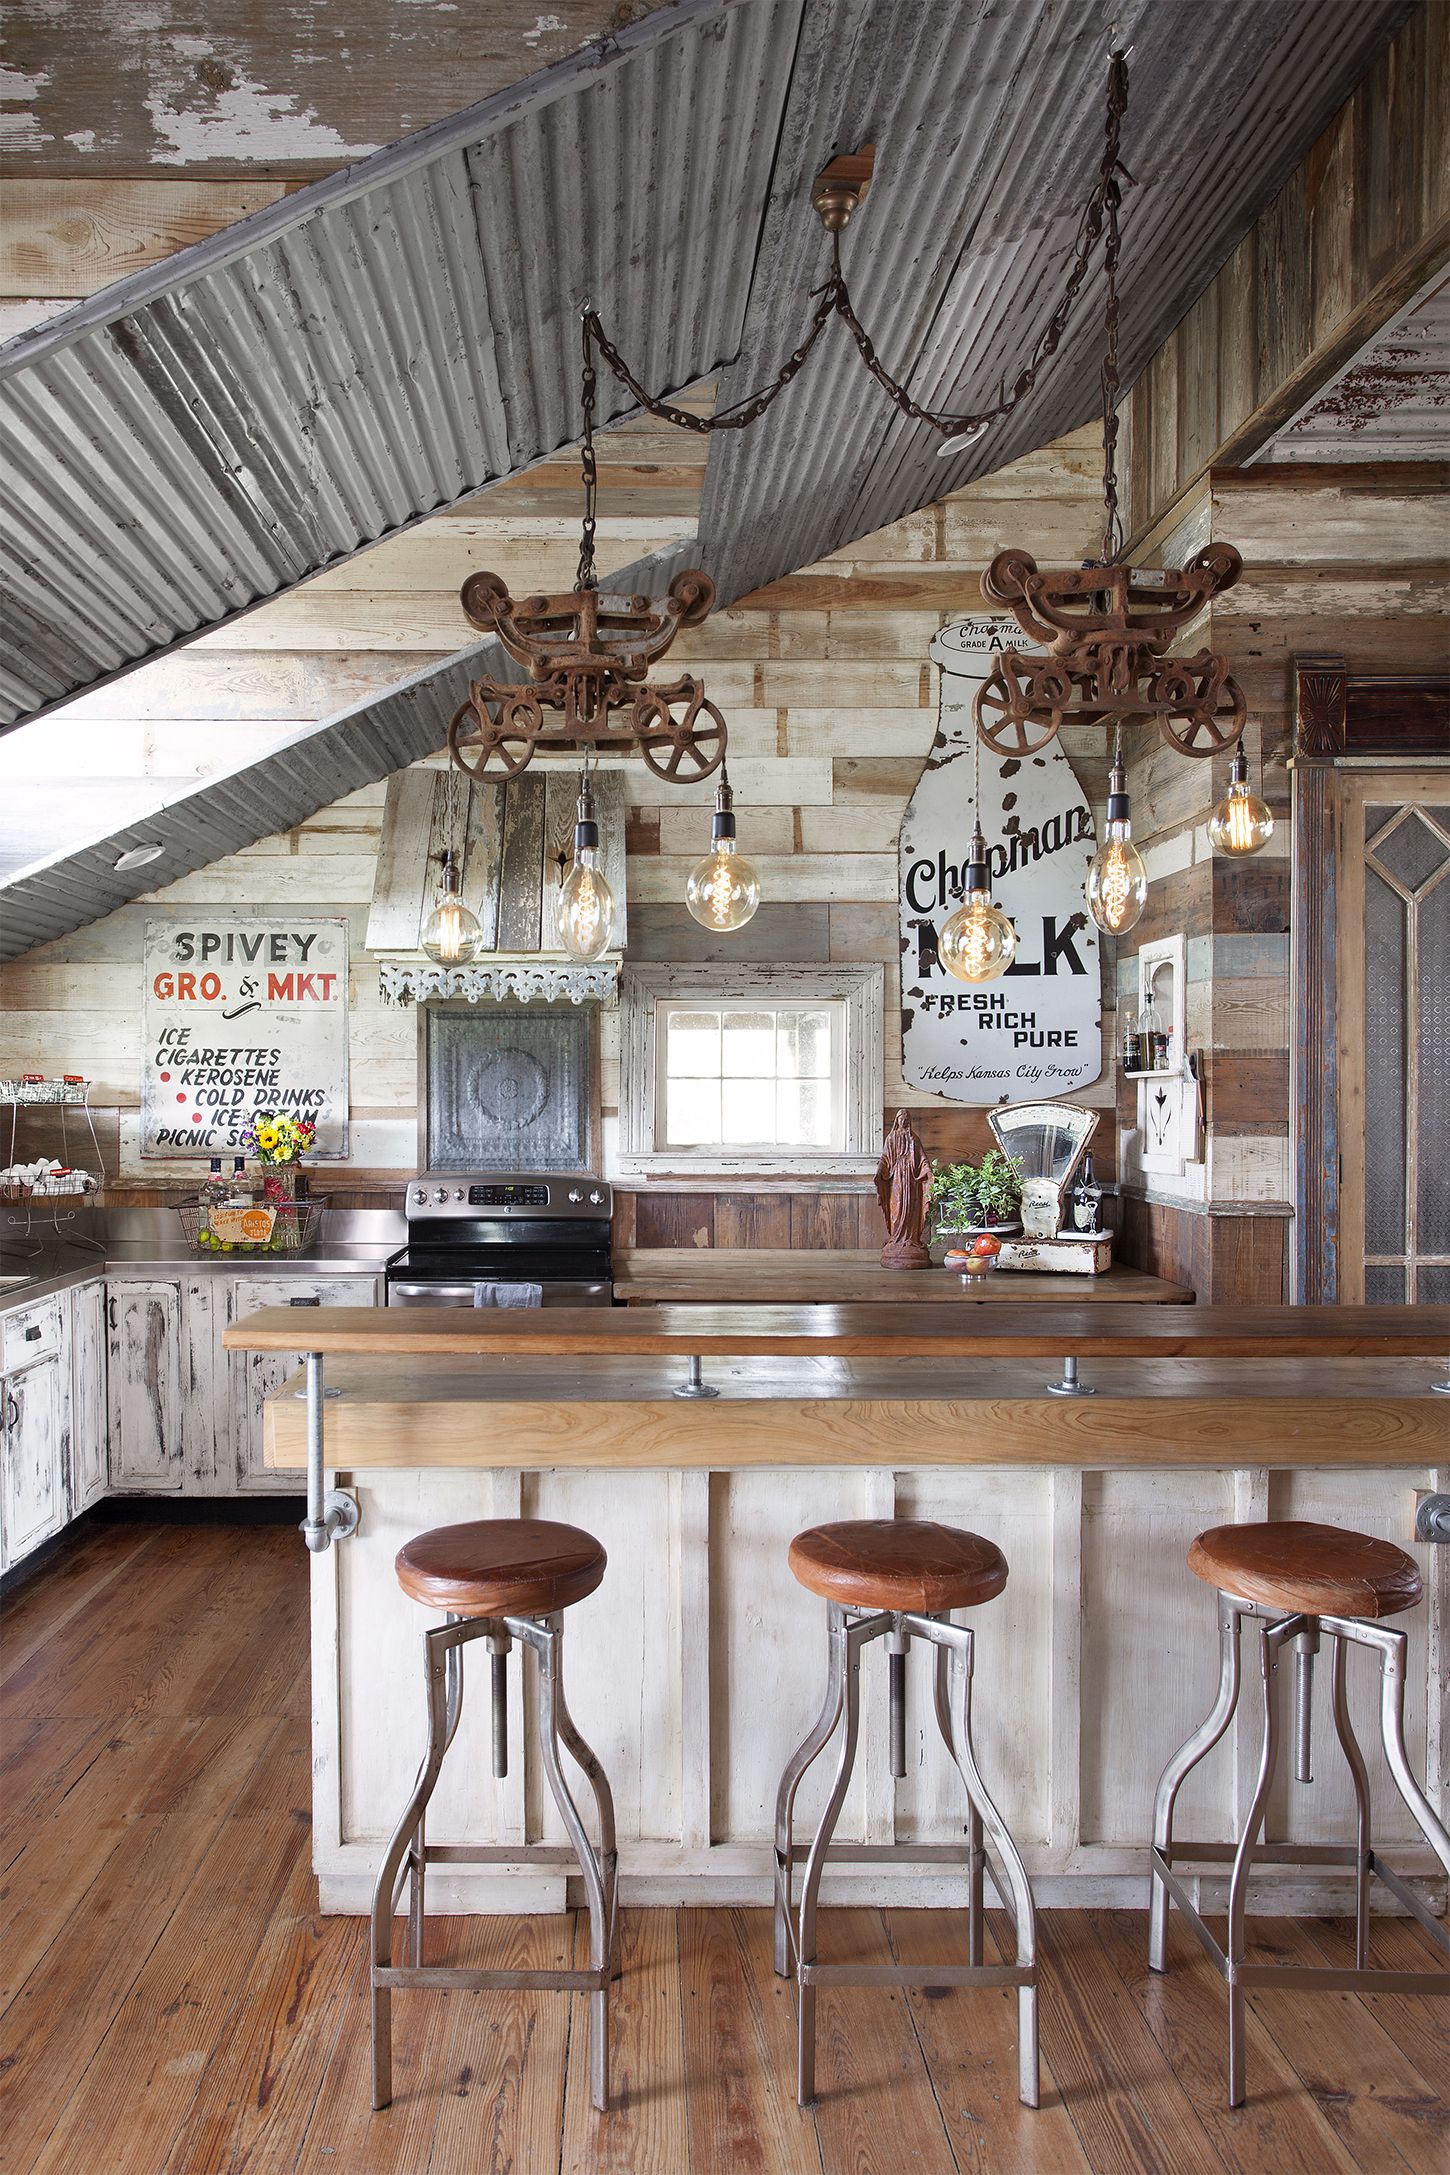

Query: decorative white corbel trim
left=378, top=957, right=619, bottom=1006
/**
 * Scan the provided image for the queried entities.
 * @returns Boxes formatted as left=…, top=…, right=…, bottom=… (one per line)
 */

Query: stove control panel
left=404, top=1173, right=612, bottom=1220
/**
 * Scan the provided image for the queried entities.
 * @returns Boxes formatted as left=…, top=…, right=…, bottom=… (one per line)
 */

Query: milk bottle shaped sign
left=900, top=617, right=1103, bottom=1103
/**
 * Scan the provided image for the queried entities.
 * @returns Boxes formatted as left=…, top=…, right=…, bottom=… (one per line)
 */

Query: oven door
left=386, top=1279, right=612, bottom=1308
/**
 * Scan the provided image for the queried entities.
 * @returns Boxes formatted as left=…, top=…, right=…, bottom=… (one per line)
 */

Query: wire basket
left=175, top=1200, right=322, bottom=1257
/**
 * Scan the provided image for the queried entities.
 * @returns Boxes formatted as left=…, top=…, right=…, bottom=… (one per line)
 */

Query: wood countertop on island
left=226, top=1300, right=1450, bottom=1360
left=610, top=1249, right=1190, bottom=1305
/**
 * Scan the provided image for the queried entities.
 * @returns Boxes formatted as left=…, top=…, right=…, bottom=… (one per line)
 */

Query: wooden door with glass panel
left=1337, top=772, right=1450, bottom=1304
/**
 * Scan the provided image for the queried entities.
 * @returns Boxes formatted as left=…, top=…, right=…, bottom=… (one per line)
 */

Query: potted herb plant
left=973, top=1147, right=1024, bottom=1232
left=929, top=1159, right=981, bottom=1259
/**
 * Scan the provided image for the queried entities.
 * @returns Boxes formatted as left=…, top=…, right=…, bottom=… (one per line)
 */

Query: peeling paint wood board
left=900, top=618, right=1103, bottom=1105
left=463, top=781, right=505, bottom=951
left=0, top=4, right=690, bottom=177
left=0, top=181, right=288, bottom=298
left=140, top=915, right=348, bottom=1158
left=365, top=769, right=438, bottom=952
left=495, top=776, right=545, bottom=954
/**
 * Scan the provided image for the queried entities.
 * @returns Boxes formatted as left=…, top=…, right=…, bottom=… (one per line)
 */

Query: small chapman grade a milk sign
left=899, top=617, right=1103, bottom=1103
left=142, top=918, right=349, bottom=1158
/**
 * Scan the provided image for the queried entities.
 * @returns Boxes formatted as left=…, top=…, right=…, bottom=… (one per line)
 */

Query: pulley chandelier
left=441, top=42, right=1267, bottom=963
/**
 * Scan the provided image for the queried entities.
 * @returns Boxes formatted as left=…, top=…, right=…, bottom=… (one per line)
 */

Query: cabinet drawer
left=2, top=1298, right=63, bottom=1373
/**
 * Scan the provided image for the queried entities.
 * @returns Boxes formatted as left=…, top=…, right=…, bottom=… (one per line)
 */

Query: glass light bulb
left=1209, top=779, right=1275, bottom=856
left=1086, top=821, right=1147, bottom=934
left=421, top=891, right=483, bottom=964
left=686, top=836, right=761, bottom=931
left=557, top=848, right=616, bottom=959
left=939, top=887, right=1017, bottom=983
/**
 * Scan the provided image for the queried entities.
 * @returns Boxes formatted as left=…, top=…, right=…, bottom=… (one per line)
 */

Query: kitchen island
left=228, top=1304, right=1449, bottom=1916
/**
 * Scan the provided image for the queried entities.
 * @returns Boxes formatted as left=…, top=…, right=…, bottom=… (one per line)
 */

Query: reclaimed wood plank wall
left=1120, top=1, right=1448, bottom=547
left=1116, top=460, right=1448, bottom=1301
left=0, top=420, right=1109, bottom=1209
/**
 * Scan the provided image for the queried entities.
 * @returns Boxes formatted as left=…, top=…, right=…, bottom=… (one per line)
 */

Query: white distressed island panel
left=312, top=1457, right=1444, bottom=1913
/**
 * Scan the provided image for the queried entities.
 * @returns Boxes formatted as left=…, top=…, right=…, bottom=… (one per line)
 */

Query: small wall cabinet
left=1129, top=935, right=1203, bottom=1177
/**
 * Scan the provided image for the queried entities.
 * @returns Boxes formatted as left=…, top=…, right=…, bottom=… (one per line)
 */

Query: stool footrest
left=422, top=1842, right=580, bottom=1866
left=374, top=1965, right=607, bottom=1994
left=1151, top=1846, right=1450, bottom=1993
left=802, top=1961, right=1033, bottom=1990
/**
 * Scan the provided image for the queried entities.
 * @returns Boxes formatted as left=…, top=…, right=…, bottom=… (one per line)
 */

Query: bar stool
left=370, top=1519, right=619, bottom=2112
left=1150, top=1518, right=1450, bottom=2106
left=773, top=1519, right=1039, bottom=2108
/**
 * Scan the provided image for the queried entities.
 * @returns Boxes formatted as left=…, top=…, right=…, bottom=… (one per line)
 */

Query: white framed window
left=619, top=964, right=883, bottom=1176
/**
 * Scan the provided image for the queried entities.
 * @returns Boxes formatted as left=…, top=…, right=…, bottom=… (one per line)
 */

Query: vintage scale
left=986, top=1101, right=1111, bottom=1276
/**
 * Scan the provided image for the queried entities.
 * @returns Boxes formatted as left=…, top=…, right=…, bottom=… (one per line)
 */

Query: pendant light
left=556, top=766, right=616, bottom=959
left=939, top=733, right=1017, bottom=982
left=1208, top=740, right=1275, bottom=856
left=1085, top=738, right=1147, bottom=935
left=685, top=766, right=760, bottom=931
left=420, top=851, right=484, bottom=964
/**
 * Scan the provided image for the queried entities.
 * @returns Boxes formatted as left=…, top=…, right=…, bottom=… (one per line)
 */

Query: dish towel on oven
left=472, top=1280, right=543, bottom=1308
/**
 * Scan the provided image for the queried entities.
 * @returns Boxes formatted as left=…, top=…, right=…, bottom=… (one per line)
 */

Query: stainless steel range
left=385, top=1172, right=613, bottom=1308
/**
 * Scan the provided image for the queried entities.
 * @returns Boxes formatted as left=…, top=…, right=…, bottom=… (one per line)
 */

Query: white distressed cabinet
left=106, top=1279, right=186, bottom=1493
left=224, top=1275, right=380, bottom=1494
left=1, top=1298, right=69, bottom=1572
left=68, top=1279, right=108, bottom=1515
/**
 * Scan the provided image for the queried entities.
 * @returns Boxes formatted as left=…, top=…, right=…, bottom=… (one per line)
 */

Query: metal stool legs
left=1150, top=1594, right=1450, bottom=2107
left=773, top=1603, right=1039, bottom=2110
left=371, top=1609, right=619, bottom=2114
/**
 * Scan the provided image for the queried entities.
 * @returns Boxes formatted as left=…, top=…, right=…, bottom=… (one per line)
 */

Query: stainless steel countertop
left=0, top=1211, right=402, bottom=1314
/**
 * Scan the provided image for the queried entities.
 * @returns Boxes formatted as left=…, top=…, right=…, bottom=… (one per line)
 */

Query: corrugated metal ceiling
left=0, top=0, right=1419, bottom=959
left=0, top=0, right=802, bottom=727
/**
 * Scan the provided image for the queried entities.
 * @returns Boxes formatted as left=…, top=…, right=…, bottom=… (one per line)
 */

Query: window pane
left=777, top=1079, right=834, bottom=1145
left=777, top=1010, right=833, bottom=1078
left=723, top=1078, right=777, bottom=1141
left=721, top=1012, right=777, bottom=1076
left=667, top=1078, right=722, bottom=1144
left=666, top=1011, right=720, bottom=1077
left=1363, top=869, right=1407, bottom=1255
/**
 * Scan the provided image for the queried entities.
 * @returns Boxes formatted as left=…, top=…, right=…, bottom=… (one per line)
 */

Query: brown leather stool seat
left=788, top=1518, right=1008, bottom=1614
left=1188, top=1518, right=1422, bottom=1621
left=395, top=1518, right=606, bottom=1618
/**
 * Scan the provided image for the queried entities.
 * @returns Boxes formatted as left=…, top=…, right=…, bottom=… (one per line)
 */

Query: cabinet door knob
left=24, top=1324, right=41, bottom=1341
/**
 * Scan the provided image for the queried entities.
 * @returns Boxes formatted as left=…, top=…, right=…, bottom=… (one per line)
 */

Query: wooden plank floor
left=2, top=1519, right=1446, bottom=2174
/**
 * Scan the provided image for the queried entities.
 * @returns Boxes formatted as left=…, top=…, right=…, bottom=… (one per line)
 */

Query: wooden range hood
left=366, top=766, right=628, bottom=1003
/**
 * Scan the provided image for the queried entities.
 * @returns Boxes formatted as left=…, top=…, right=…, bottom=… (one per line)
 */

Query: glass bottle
left=1071, top=1154, right=1102, bottom=1233
left=1120, top=1008, right=1141, bottom=1075
left=227, top=1155, right=254, bottom=1206
left=198, top=1155, right=226, bottom=1208
left=1138, top=993, right=1164, bottom=1071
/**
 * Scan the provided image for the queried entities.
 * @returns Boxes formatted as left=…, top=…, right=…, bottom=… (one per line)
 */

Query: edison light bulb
left=1086, top=759, right=1147, bottom=934
left=420, top=851, right=483, bottom=963
left=939, top=823, right=1017, bottom=983
left=1208, top=742, right=1275, bottom=856
left=686, top=774, right=760, bottom=931
left=556, top=780, right=616, bottom=960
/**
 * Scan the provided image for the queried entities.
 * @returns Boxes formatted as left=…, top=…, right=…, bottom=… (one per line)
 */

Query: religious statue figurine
left=874, top=1108, right=934, bottom=1270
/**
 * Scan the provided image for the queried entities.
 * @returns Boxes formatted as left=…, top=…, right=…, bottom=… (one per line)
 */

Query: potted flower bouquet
left=241, top=1110, right=318, bottom=1205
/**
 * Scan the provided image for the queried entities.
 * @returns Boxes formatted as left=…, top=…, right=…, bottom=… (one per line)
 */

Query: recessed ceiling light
left=113, top=842, right=165, bottom=872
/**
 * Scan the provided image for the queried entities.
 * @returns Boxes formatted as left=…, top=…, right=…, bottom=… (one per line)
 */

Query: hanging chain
left=1098, top=49, right=1129, bottom=563
left=577, top=308, right=600, bottom=590
left=582, top=50, right=1131, bottom=456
